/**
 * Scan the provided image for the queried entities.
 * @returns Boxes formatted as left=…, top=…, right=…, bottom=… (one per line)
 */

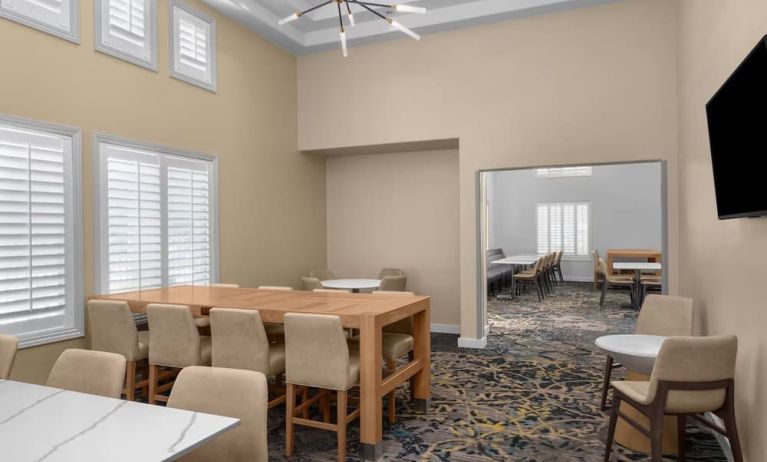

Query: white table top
left=321, top=279, right=381, bottom=290
left=0, top=379, right=239, bottom=462
left=612, top=262, right=662, bottom=271
left=595, top=334, right=666, bottom=374
left=491, top=255, right=540, bottom=265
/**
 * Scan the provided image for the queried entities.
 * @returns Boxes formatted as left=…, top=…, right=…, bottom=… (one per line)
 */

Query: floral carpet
left=266, top=283, right=726, bottom=461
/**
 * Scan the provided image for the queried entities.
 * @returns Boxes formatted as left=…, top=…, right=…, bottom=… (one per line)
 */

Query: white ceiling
left=201, top=0, right=619, bottom=55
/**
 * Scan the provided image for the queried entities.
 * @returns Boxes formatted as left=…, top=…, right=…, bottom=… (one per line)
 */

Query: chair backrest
left=88, top=300, right=141, bottom=361
left=301, top=277, right=323, bottom=291
left=211, top=283, right=240, bottom=288
left=310, top=270, right=335, bottom=281
left=167, top=366, right=268, bottom=462
left=258, top=286, right=293, bottom=291
left=372, top=291, right=416, bottom=334
left=379, top=275, right=407, bottom=291
left=647, top=335, right=737, bottom=408
left=0, top=334, right=18, bottom=379
left=556, top=250, right=564, bottom=264
left=636, top=295, right=695, bottom=336
left=146, top=304, right=202, bottom=367
left=210, top=308, right=271, bottom=374
left=47, top=349, right=126, bottom=398
left=593, top=249, right=601, bottom=273
left=378, top=267, right=405, bottom=279
left=284, top=313, right=354, bottom=391
left=598, top=257, right=609, bottom=276
left=486, top=248, right=506, bottom=265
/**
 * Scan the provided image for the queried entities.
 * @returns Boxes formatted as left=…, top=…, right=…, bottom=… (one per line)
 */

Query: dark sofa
left=486, top=248, right=513, bottom=295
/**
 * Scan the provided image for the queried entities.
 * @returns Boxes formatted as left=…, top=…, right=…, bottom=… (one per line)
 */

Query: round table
left=321, top=279, right=381, bottom=293
left=595, top=334, right=677, bottom=456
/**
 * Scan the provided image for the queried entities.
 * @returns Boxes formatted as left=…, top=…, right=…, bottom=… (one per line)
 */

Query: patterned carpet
left=266, top=283, right=727, bottom=461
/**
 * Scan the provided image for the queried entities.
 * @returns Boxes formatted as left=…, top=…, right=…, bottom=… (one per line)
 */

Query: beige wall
left=677, top=1, right=767, bottom=459
left=299, top=0, right=680, bottom=340
left=1, top=0, right=326, bottom=383
left=326, top=149, right=460, bottom=326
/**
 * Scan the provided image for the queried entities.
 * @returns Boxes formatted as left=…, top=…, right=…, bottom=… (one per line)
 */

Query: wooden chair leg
left=337, top=390, right=347, bottom=462
left=322, top=390, right=331, bottom=424
left=148, top=364, right=158, bottom=405
left=124, top=361, right=136, bottom=401
left=599, top=279, right=608, bottom=308
left=722, top=388, right=744, bottom=462
left=677, top=414, right=687, bottom=462
left=649, top=407, right=665, bottom=462
left=604, top=391, right=620, bottom=462
left=600, top=356, right=613, bottom=411
left=286, top=383, right=295, bottom=457
left=385, top=358, right=396, bottom=370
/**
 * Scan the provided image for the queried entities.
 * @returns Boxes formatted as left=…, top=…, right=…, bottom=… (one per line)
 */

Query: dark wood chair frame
left=599, top=355, right=622, bottom=411
left=604, top=378, right=743, bottom=462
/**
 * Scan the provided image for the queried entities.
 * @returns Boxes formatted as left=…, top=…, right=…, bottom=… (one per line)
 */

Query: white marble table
left=0, top=379, right=239, bottom=462
left=321, top=278, right=381, bottom=293
left=595, top=334, right=666, bottom=374
left=612, top=262, right=662, bottom=308
left=491, top=254, right=541, bottom=299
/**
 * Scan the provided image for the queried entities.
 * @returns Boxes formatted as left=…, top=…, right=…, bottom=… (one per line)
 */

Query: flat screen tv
left=706, top=35, right=767, bottom=219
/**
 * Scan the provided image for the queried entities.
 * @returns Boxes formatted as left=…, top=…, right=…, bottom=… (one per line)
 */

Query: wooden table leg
left=359, top=313, right=383, bottom=461
left=412, top=303, right=431, bottom=412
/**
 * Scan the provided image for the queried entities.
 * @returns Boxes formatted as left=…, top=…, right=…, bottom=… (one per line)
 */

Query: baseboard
left=457, top=336, right=487, bottom=349
left=484, top=324, right=490, bottom=337
left=431, top=323, right=460, bottom=335
left=705, top=412, right=735, bottom=462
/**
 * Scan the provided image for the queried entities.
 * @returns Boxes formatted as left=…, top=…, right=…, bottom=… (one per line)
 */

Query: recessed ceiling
left=201, top=0, right=619, bottom=55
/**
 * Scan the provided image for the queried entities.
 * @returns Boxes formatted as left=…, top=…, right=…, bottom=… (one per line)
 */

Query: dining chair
left=284, top=313, right=360, bottom=462
left=0, top=334, right=18, bottom=379
left=378, top=268, right=405, bottom=279
left=379, top=275, right=407, bottom=291
left=210, top=308, right=287, bottom=408
left=87, top=300, right=150, bottom=400
left=640, top=275, right=663, bottom=305
left=310, top=269, right=336, bottom=281
left=592, top=249, right=601, bottom=290
left=146, top=304, right=212, bottom=404
left=552, top=250, right=564, bottom=283
left=598, top=258, right=635, bottom=309
left=604, top=335, right=743, bottom=462
left=47, top=349, right=126, bottom=398
left=167, top=366, right=268, bottom=462
left=302, top=276, right=323, bottom=291
left=599, top=294, right=694, bottom=410
left=514, top=258, right=544, bottom=301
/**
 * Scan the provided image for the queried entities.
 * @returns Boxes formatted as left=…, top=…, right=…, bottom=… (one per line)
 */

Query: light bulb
left=390, top=20, right=420, bottom=40
left=395, top=4, right=426, bottom=14
left=340, top=30, right=348, bottom=57
left=278, top=12, right=299, bottom=25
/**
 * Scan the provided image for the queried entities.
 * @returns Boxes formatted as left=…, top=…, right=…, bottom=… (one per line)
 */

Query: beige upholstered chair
left=47, top=349, right=126, bottom=398
left=310, top=269, right=336, bottom=281
left=146, top=303, right=211, bottom=404
left=258, top=286, right=293, bottom=290
left=592, top=249, right=601, bottom=289
left=598, top=258, right=635, bottom=308
left=552, top=250, right=564, bottom=283
left=0, top=334, right=18, bottom=379
left=88, top=300, right=150, bottom=400
left=167, top=366, right=268, bottom=462
left=302, top=276, right=323, bottom=291
left=600, top=294, right=694, bottom=410
left=379, top=275, right=407, bottom=292
left=378, top=268, right=404, bottom=279
left=515, top=258, right=544, bottom=301
left=605, top=335, right=743, bottom=462
left=210, top=308, right=287, bottom=408
left=284, top=313, right=360, bottom=462
left=194, top=283, right=240, bottom=328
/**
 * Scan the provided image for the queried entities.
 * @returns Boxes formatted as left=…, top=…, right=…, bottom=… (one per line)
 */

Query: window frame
left=0, top=0, right=80, bottom=43
left=536, top=166, right=593, bottom=179
left=0, top=113, right=84, bottom=348
left=536, top=201, right=592, bottom=261
left=168, top=0, right=217, bottom=92
left=92, top=133, right=220, bottom=295
left=94, top=0, right=158, bottom=71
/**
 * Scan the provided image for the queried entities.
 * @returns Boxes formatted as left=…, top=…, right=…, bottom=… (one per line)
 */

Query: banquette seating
left=486, top=248, right=512, bottom=295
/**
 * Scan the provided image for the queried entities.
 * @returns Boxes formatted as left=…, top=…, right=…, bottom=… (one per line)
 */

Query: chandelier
left=278, top=1, right=427, bottom=57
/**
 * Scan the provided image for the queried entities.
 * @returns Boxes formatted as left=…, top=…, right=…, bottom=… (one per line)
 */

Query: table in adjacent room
left=490, top=254, right=540, bottom=299
left=321, top=278, right=381, bottom=293
left=612, top=261, right=662, bottom=309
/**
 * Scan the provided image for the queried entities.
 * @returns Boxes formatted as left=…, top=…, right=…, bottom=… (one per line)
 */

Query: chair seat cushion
left=612, top=380, right=726, bottom=414
left=136, top=331, right=149, bottom=361
left=348, top=352, right=360, bottom=387
left=641, top=276, right=662, bottom=285
left=347, top=332, right=414, bottom=361
left=606, top=275, right=634, bottom=284
left=267, top=342, right=286, bottom=375
left=195, top=317, right=211, bottom=328
left=200, top=336, right=212, bottom=366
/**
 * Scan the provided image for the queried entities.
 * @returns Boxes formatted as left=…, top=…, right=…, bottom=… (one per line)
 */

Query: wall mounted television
left=705, top=34, right=767, bottom=219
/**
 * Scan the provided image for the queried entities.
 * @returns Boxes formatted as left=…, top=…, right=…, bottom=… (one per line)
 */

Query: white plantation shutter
left=96, top=0, right=155, bottom=68
left=0, top=117, right=83, bottom=347
left=171, top=2, right=216, bottom=91
left=537, top=202, right=590, bottom=256
left=537, top=166, right=592, bottom=178
left=0, top=0, right=77, bottom=41
left=96, top=138, right=217, bottom=294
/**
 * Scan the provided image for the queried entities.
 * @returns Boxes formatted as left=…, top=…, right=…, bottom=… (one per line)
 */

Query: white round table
left=595, top=334, right=666, bottom=375
left=321, top=279, right=381, bottom=293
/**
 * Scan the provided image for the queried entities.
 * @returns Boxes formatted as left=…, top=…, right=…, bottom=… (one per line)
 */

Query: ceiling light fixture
left=278, top=1, right=426, bottom=57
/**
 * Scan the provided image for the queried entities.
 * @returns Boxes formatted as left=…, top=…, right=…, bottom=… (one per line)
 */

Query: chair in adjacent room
left=47, top=349, right=126, bottom=398
left=552, top=250, right=564, bottom=283
left=0, top=334, right=18, bottom=379
left=604, top=335, right=743, bottom=462
left=514, top=258, right=544, bottom=301
left=592, top=249, right=601, bottom=290
left=146, top=304, right=212, bottom=404
left=301, top=276, right=323, bottom=291
left=310, top=269, right=336, bottom=281
left=284, top=313, right=360, bottom=462
left=87, top=300, right=150, bottom=400
left=167, top=366, right=268, bottom=462
left=379, top=275, right=407, bottom=291
left=378, top=268, right=404, bottom=279
left=598, top=258, right=635, bottom=309
left=599, top=294, right=694, bottom=411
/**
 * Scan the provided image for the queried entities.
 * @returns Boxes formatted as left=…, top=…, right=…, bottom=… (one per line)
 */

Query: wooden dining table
left=93, top=285, right=432, bottom=461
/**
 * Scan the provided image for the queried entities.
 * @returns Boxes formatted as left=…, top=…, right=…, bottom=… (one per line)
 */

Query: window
left=537, top=202, right=590, bottom=256
left=170, top=1, right=216, bottom=92
left=537, top=166, right=593, bottom=178
left=0, top=0, right=79, bottom=42
left=94, top=135, right=218, bottom=294
left=0, top=115, right=83, bottom=348
left=95, top=0, right=157, bottom=70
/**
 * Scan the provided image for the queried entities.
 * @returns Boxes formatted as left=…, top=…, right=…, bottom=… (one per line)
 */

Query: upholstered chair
left=88, top=300, right=150, bottom=400
left=378, top=275, right=407, bottom=292
left=0, top=334, right=18, bottom=379
left=47, top=349, right=126, bottom=398
left=605, top=335, right=743, bottom=462
left=378, top=268, right=404, bottom=279
left=592, top=249, right=601, bottom=289
left=552, top=250, right=565, bottom=283
left=598, top=258, right=635, bottom=308
left=514, top=257, right=544, bottom=301
left=301, top=276, right=323, bottom=291
left=167, top=366, right=268, bottom=462
left=210, top=308, right=287, bottom=408
left=600, top=294, right=695, bottom=410
left=194, top=283, right=240, bottom=329
left=284, top=313, right=360, bottom=462
left=146, top=303, right=212, bottom=404
left=310, top=269, right=336, bottom=281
